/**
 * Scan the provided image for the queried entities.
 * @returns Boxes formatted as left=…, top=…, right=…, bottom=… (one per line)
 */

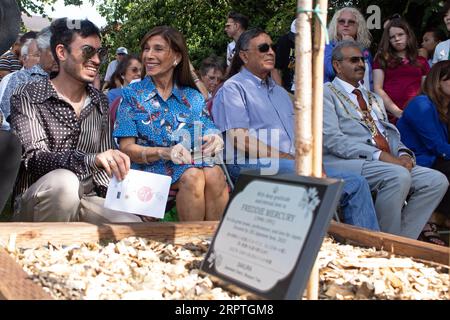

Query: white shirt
left=432, top=39, right=450, bottom=65
left=104, top=60, right=118, bottom=82
left=226, top=41, right=236, bottom=66
left=0, top=71, right=17, bottom=130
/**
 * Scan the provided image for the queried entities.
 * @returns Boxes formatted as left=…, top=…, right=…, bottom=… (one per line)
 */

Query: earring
left=173, top=60, right=178, bottom=67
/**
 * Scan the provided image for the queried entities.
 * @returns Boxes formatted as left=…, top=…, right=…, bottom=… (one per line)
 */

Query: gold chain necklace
left=328, top=83, right=385, bottom=138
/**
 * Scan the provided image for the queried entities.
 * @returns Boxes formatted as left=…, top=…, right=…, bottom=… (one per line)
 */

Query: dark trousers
left=0, top=131, right=21, bottom=212
left=432, top=157, right=450, bottom=217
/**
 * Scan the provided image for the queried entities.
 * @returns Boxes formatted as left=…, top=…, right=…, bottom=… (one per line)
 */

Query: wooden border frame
left=0, top=221, right=448, bottom=299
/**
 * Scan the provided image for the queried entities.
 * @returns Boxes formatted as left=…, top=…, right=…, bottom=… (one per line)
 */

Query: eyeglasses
left=257, top=43, right=276, bottom=53
left=242, top=43, right=276, bottom=53
left=338, top=56, right=365, bottom=64
left=337, top=19, right=357, bottom=26
left=80, top=45, right=108, bottom=63
left=128, top=66, right=141, bottom=73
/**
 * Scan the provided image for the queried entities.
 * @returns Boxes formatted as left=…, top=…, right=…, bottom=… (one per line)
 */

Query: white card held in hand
left=104, top=169, right=172, bottom=219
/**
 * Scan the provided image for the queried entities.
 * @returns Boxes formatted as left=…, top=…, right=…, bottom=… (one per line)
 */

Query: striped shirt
left=0, top=51, right=22, bottom=78
left=10, top=78, right=113, bottom=198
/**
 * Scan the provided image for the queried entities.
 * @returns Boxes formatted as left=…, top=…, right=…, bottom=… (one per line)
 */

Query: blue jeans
left=227, top=159, right=380, bottom=231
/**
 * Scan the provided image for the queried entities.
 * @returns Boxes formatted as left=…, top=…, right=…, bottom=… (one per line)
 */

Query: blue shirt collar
left=26, top=64, right=48, bottom=77
left=142, top=76, right=184, bottom=103
left=241, top=67, right=276, bottom=91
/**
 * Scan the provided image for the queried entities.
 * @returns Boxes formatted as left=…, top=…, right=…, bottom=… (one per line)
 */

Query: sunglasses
left=338, top=56, right=365, bottom=64
left=256, top=43, right=276, bottom=53
left=128, top=66, right=141, bottom=73
left=80, top=45, right=108, bottom=63
left=338, top=19, right=356, bottom=26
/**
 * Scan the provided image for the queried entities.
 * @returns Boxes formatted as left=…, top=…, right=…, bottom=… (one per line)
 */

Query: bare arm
left=119, top=137, right=171, bottom=163
left=119, top=137, right=193, bottom=165
left=0, top=70, right=10, bottom=79
left=373, top=69, right=403, bottom=118
left=228, top=128, right=294, bottom=159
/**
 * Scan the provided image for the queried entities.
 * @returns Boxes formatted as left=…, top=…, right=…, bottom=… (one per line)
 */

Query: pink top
left=373, top=56, right=430, bottom=123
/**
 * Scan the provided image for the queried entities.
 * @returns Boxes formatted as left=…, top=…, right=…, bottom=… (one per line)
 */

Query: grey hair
left=20, top=39, right=34, bottom=57
left=36, top=27, right=52, bottom=51
left=331, top=40, right=364, bottom=62
left=328, top=7, right=372, bottom=49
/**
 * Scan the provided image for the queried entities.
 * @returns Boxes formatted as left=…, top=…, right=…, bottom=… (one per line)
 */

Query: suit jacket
left=323, top=78, right=414, bottom=173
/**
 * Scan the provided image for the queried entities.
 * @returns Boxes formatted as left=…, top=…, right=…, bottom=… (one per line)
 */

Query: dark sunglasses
left=256, top=43, right=276, bottom=53
left=80, top=45, right=108, bottom=63
left=339, top=56, right=365, bottom=64
left=128, top=66, right=141, bottom=73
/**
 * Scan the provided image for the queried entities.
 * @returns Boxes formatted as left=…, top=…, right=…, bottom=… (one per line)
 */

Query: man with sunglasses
left=225, top=12, right=249, bottom=67
left=10, top=18, right=141, bottom=223
left=213, top=29, right=381, bottom=232
left=323, top=40, right=448, bottom=240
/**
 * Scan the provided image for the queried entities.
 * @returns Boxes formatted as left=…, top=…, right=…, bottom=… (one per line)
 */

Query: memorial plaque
left=201, top=171, right=344, bottom=299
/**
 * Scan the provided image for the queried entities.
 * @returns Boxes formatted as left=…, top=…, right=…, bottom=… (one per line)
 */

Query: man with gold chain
left=323, top=40, right=448, bottom=240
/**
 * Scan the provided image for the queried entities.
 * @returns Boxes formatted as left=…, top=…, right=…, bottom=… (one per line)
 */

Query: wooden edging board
left=0, top=221, right=448, bottom=300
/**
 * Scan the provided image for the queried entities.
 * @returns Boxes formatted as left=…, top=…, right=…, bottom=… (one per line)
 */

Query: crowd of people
left=1, top=4, right=450, bottom=246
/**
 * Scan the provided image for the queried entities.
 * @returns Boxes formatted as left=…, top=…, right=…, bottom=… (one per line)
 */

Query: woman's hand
left=201, top=134, right=224, bottom=157
left=170, top=143, right=192, bottom=164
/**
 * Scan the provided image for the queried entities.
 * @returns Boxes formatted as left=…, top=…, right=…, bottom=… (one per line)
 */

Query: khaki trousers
left=13, top=169, right=142, bottom=223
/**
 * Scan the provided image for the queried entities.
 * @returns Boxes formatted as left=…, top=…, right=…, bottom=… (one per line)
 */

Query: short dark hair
left=50, top=18, right=101, bottom=65
left=331, top=40, right=364, bottom=62
left=228, top=12, right=249, bottom=30
left=227, top=28, right=267, bottom=80
left=19, top=31, right=37, bottom=46
left=423, top=28, right=447, bottom=43
left=199, top=55, right=225, bottom=77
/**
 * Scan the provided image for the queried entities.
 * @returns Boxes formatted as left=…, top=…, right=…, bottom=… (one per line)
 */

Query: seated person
left=10, top=18, right=141, bottom=223
left=397, top=60, right=450, bottom=244
left=114, top=26, right=229, bottom=221
left=104, top=54, right=142, bottom=104
left=199, top=55, right=225, bottom=99
left=323, top=40, right=448, bottom=241
left=212, top=28, right=380, bottom=231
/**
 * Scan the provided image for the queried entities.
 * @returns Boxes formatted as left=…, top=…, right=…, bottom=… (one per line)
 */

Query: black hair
left=49, top=18, right=101, bottom=65
left=106, top=54, right=141, bottom=90
left=423, top=28, right=447, bottom=43
left=442, top=0, right=450, bottom=17
left=227, top=28, right=266, bottom=80
left=228, top=12, right=249, bottom=30
left=19, top=31, right=37, bottom=45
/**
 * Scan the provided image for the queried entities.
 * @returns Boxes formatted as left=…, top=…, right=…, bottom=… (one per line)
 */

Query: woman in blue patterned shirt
left=113, top=26, right=229, bottom=221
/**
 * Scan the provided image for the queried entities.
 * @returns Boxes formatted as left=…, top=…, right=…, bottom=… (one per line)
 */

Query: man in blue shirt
left=212, top=28, right=380, bottom=231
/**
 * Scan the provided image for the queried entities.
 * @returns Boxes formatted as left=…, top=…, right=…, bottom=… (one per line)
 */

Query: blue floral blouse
left=113, top=76, right=219, bottom=183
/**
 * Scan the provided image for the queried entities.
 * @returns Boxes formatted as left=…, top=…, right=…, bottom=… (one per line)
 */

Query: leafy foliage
left=18, top=0, right=90, bottom=16
left=18, top=0, right=449, bottom=66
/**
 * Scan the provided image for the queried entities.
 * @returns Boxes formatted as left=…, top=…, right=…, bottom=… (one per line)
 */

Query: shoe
left=418, top=223, right=446, bottom=246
